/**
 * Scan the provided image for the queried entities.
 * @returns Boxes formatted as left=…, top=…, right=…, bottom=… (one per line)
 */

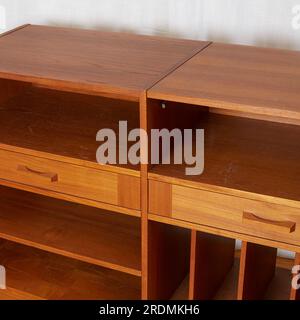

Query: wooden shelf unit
left=0, top=24, right=299, bottom=300
left=144, top=40, right=300, bottom=300
left=0, top=24, right=208, bottom=300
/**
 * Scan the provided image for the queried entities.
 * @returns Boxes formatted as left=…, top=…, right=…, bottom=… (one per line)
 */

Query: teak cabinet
left=0, top=24, right=299, bottom=300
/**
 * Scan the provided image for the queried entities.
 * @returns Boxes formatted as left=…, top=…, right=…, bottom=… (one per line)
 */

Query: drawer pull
left=243, top=212, right=296, bottom=234
left=17, top=165, right=58, bottom=182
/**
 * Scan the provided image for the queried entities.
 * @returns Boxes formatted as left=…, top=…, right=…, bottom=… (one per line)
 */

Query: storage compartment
left=0, top=186, right=141, bottom=276
left=189, top=231, right=237, bottom=300
left=149, top=102, right=300, bottom=202
left=0, top=239, right=140, bottom=300
left=148, top=100, right=300, bottom=247
left=0, top=79, right=141, bottom=212
left=238, top=241, right=296, bottom=300
left=167, top=229, right=298, bottom=300
left=145, top=219, right=298, bottom=300
left=0, top=79, right=139, bottom=170
left=147, top=220, right=190, bottom=300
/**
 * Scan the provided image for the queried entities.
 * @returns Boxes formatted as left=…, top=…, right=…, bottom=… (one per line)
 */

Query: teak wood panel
left=238, top=242, right=277, bottom=300
left=0, top=78, right=29, bottom=106
left=147, top=221, right=190, bottom=300
left=189, top=231, right=235, bottom=300
left=148, top=212, right=300, bottom=253
left=0, top=149, right=140, bottom=210
left=139, top=92, right=149, bottom=300
left=149, top=180, right=300, bottom=247
left=149, top=42, right=300, bottom=121
left=0, top=25, right=209, bottom=100
left=0, top=240, right=141, bottom=300
left=0, top=186, right=141, bottom=276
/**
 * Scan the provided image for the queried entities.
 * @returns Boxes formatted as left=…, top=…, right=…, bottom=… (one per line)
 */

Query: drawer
left=149, top=180, right=300, bottom=246
left=0, top=149, right=140, bottom=210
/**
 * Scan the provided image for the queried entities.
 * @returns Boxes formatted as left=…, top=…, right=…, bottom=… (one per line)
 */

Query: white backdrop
left=1, top=0, right=300, bottom=50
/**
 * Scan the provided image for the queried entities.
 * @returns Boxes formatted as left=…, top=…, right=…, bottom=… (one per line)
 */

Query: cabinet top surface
left=149, top=43, right=300, bottom=120
left=0, top=24, right=208, bottom=101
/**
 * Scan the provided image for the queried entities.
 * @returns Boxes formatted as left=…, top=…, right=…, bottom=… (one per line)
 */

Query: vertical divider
left=141, top=96, right=207, bottom=299
left=189, top=230, right=235, bottom=300
left=140, top=91, right=149, bottom=299
left=290, top=253, right=300, bottom=300
left=238, top=241, right=277, bottom=300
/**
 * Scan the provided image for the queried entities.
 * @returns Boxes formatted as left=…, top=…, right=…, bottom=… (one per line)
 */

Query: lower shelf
left=215, top=253, right=292, bottom=300
left=213, top=256, right=240, bottom=300
left=149, top=221, right=297, bottom=300
left=0, top=186, right=141, bottom=276
left=170, top=253, right=293, bottom=300
left=0, top=240, right=141, bottom=300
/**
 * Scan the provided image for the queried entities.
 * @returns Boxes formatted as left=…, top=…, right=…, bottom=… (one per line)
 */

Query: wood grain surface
left=0, top=240, right=140, bottom=300
left=149, top=43, right=300, bottom=121
left=0, top=186, right=141, bottom=276
left=0, top=25, right=209, bottom=100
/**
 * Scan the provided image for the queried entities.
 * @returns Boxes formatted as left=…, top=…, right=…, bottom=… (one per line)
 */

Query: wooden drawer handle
left=17, top=165, right=58, bottom=182
left=243, top=212, right=296, bottom=234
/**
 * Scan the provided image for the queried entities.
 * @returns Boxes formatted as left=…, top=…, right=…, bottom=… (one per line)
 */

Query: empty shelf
left=0, top=186, right=141, bottom=276
left=150, top=113, right=300, bottom=203
left=0, top=240, right=140, bottom=300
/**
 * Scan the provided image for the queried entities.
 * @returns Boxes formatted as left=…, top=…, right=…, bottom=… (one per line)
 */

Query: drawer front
left=149, top=180, right=300, bottom=245
left=0, top=149, right=140, bottom=210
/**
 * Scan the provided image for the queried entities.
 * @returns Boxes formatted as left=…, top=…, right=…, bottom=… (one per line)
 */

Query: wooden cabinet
left=146, top=41, right=300, bottom=300
left=0, top=24, right=299, bottom=300
left=0, top=24, right=206, bottom=300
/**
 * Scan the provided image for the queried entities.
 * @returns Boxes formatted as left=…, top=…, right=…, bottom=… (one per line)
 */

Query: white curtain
left=0, top=0, right=300, bottom=50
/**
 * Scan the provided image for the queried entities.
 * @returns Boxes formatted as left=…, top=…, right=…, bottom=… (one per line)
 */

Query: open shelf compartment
left=0, top=79, right=140, bottom=173
left=148, top=100, right=300, bottom=204
left=238, top=241, right=297, bottom=300
left=146, top=220, right=299, bottom=300
left=147, top=220, right=191, bottom=300
left=0, top=239, right=140, bottom=300
left=190, top=234, right=297, bottom=300
left=0, top=186, right=141, bottom=276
